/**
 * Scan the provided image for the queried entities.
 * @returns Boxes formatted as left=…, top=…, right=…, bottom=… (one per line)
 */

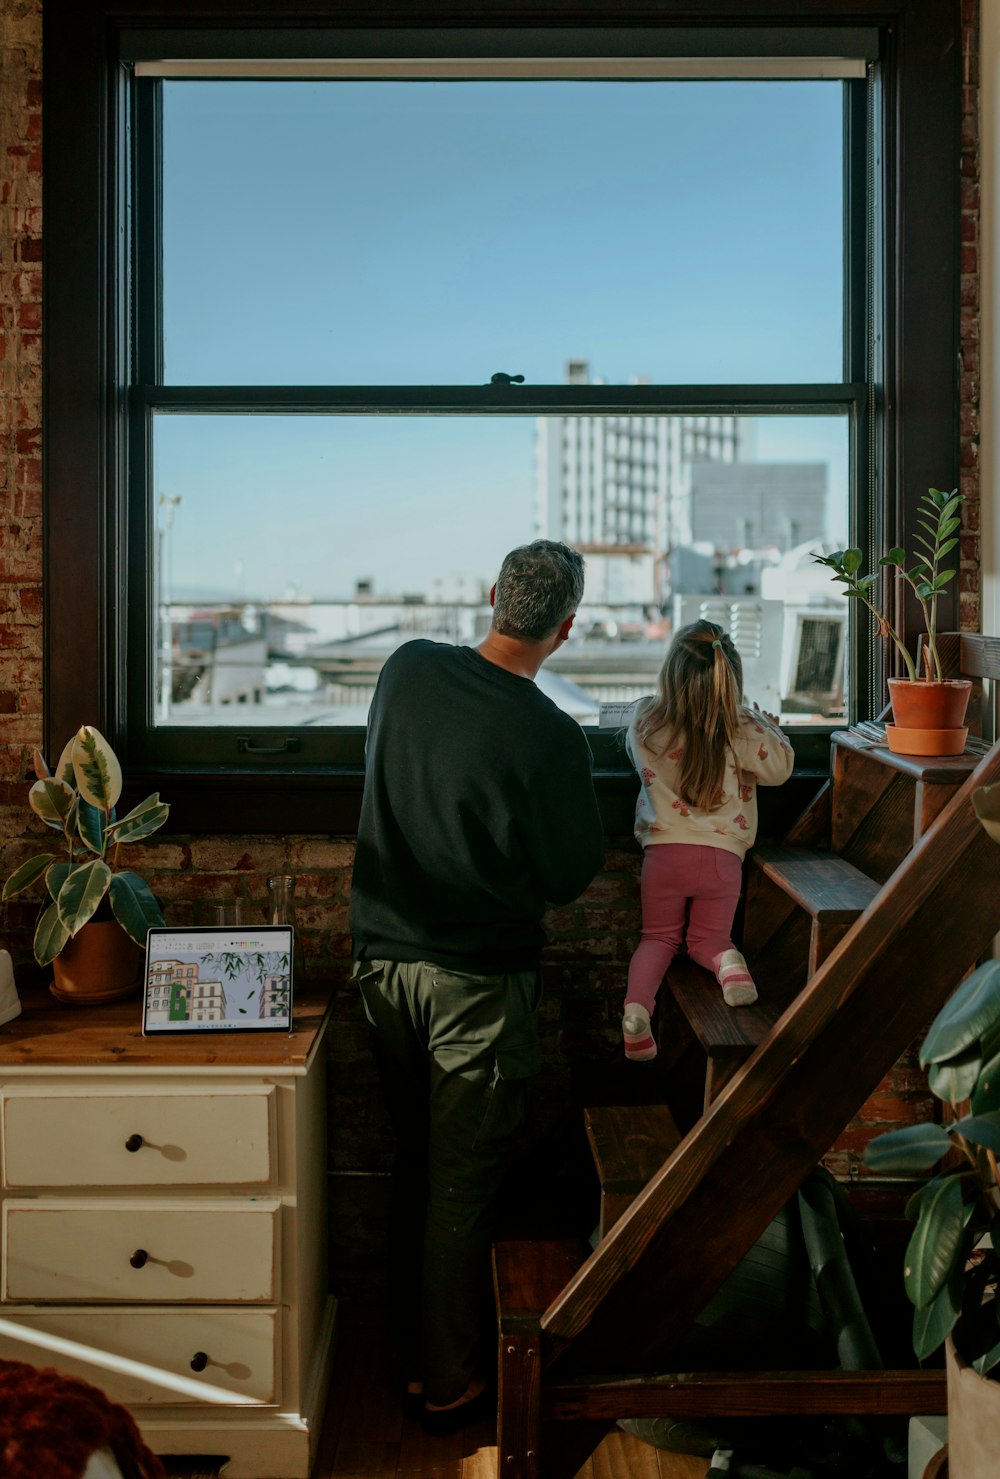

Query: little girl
left=622, top=618, right=793, bottom=1062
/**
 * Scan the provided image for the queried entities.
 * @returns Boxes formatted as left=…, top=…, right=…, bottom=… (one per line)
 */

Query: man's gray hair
left=492, top=540, right=586, bottom=642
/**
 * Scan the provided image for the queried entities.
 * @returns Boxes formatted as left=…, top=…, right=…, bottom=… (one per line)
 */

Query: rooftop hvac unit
left=672, top=596, right=784, bottom=713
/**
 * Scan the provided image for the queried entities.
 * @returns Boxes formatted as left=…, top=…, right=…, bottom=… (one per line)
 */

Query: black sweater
left=349, top=640, right=605, bottom=971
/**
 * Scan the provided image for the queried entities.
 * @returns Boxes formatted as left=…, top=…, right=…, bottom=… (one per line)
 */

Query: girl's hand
left=753, top=701, right=781, bottom=728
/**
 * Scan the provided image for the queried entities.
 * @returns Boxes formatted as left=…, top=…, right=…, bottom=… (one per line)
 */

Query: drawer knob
left=125, top=1134, right=144, bottom=1153
left=129, top=1248, right=149, bottom=1269
left=190, top=1352, right=209, bottom=1373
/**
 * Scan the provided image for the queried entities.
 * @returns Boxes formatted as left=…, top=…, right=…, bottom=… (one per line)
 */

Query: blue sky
left=158, top=79, right=847, bottom=600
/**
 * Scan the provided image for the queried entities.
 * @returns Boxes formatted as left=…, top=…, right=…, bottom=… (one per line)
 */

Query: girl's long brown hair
left=636, top=619, right=745, bottom=810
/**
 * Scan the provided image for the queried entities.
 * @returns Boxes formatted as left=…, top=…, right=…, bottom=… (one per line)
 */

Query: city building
left=534, top=360, right=742, bottom=605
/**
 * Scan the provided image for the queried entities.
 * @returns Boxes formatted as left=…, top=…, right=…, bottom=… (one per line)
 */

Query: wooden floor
left=161, top=1305, right=709, bottom=1479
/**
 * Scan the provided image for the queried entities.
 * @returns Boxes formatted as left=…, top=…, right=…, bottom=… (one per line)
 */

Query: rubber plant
left=2, top=726, right=169, bottom=965
left=863, top=801, right=1000, bottom=1375
left=812, top=486, right=963, bottom=682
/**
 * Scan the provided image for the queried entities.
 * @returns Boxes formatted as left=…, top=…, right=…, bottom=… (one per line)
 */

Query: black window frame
left=43, top=1, right=962, bottom=835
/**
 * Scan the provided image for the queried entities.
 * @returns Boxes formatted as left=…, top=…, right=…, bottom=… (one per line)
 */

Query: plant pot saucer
left=49, top=976, right=140, bottom=1006
left=886, top=723, right=968, bottom=757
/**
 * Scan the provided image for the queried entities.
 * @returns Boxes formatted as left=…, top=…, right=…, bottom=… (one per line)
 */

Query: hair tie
left=712, top=638, right=723, bottom=649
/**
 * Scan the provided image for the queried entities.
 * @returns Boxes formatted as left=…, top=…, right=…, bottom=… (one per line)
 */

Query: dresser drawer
left=3, top=1199, right=280, bottom=1303
left=0, top=1306, right=278, bottom=1405
left=1, top=1088, right=274, bottom=1188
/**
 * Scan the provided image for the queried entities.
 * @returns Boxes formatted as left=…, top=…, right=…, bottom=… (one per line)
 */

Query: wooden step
left=746, top=844, right=881, bottom=975
left=663, top=956, right=794, bottom=1110
left=583, top=1103, right=682, bottom=1240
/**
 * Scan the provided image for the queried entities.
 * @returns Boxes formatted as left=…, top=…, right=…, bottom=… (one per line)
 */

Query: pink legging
left=626, top=843, right=744, bottom=1015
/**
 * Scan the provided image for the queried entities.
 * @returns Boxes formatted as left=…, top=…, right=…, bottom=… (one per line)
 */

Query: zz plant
left=813, top=487, right=963, bottom=682
left=864, top=959, right=1000, bottom=1375
left=2, top=726, right=169, bottom=965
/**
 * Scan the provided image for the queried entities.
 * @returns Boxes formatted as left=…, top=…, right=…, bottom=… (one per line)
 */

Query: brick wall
left=0, top=0, right=980, bottom=1298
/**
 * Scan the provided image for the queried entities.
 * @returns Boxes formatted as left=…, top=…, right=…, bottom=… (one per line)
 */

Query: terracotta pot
left=887, top=678, right=973, bottom=732
left=50, top=919, right=144, bottom=1005
left=947, top=1336, right=1000, bottom=1478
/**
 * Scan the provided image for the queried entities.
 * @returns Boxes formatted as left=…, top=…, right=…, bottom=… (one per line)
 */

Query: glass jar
left=266, top=875, right=297, bottom=927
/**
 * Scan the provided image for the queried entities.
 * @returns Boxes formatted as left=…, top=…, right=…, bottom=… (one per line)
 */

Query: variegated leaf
left=56, top=857, right=112, bottom=936
left=54, top=736, right=77, bottom=788
left=34, top=900, right=70, bottom=967
left=31, top=748, right=50, bottom=780
left=107, top=796, right=169, bottom=845
left=45, top=860, right=77, bottom=902
left=2, top=853, right=54, bottom=900
left=77, top=798, right=106, bottom=857
left=109, top=870, right=164, bottom=946
left=71, top=725, right=122, bottom=811
left=28, top=777, right=76, bottom=832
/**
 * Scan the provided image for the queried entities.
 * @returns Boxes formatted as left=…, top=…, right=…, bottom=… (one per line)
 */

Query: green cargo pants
left=354, top=958, right=541, bottom=1406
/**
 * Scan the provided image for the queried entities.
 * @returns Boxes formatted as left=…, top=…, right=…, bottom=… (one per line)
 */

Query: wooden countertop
left=0, top=983, right=333, bottom=1070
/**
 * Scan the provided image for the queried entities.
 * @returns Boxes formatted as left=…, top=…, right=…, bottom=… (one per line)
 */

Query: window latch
left=487, top=371, right=525, bottom=386
left=236, top=736, right=301, bottom=755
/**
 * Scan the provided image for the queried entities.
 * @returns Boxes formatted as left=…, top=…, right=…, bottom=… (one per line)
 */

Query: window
left=44, top=4, right=963, bottom=830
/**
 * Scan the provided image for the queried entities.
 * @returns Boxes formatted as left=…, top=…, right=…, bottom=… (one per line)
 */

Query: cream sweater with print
left=626, top=704, right=794, bottom=859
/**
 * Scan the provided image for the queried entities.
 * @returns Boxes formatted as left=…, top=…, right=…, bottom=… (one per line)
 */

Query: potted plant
left=813, top=487, right=971, bottom=755
left=863, top=788, right=1000, bottom=1478
left=2, top=726, right=169, bottom=1004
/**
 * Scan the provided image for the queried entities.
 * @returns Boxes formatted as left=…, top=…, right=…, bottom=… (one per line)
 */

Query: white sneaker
left=718, top=949, right=758, bottom=1008
left=622, top=1003, right=658, bottom=1061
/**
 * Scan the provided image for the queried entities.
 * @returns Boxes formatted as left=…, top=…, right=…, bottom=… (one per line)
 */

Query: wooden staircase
left=494, top=727, right=1000, bottom=1478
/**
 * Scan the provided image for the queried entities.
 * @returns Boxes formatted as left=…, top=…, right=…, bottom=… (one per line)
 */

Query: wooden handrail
left=542, top=739, right=1000, bottom=1375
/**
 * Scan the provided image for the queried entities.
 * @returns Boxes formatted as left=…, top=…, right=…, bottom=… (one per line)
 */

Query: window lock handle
left=236, top=736, right=301, bottom=755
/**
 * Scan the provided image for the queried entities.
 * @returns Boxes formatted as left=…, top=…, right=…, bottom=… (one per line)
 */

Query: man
left=350, top=539, right=605, bottom=1435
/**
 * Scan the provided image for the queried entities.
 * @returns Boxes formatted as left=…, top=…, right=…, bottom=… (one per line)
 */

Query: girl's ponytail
left=711, top=637, right=745, bottom=797
left=640, top=621, right=745, bottom=810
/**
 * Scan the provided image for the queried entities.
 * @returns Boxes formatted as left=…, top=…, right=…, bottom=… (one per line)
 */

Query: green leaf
left=842, top=548, right=864, bottom=575
left=76, top=798, right=106, bottom=857
left=858, top=573, right=879, bottom=589
left=28, top=777, right=77, bottom=832
left=2, top=853, right=55, bottom=900
left=935, top=568, right=957, bottom=585
left=864, top=1122, right=953, bottom=1172
left=928, top=1041, right=983, bottom=1104
left=903, top=1175, right=969, bottom=1308
left=941, top=518, right=961, bottom=538
left=109, top=870, right=164, bottom=947
left=921, top=962, right=1000, bottom=1063
left=952, top=1111, right=1000, bottom=1153
left=885, top=546, right=907, bottom=564
left=915, top=582, right=934, bottom=599
left=913, top=1268, right=963, bottom=1360
left=57, top=857, right=112, bottom=935
left=45, top=860, right=77, bottom=902
left=971, top=1044, right=1000, bottom=1113
left=33, top=900, right=70, bottom=968
left=904, top=1186, right=925, bottom=1220
left=107, top=794, right=169, bottom=845
left=71, top=725, right=122, bottom=811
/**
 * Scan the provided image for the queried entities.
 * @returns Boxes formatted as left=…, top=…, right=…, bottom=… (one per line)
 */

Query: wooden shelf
left=0, top=983, right=332, bottom=1070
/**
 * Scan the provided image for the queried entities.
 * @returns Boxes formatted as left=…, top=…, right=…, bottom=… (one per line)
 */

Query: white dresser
left=0, top=987, right=336, bottom=1479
